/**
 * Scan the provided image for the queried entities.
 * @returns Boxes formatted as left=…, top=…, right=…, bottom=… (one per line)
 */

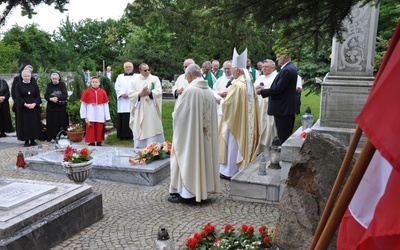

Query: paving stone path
left=0, top=134, right=279, bottom=249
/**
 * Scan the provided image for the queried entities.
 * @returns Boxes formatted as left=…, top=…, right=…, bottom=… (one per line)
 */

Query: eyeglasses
left=142, top=69, right=150, bottom=72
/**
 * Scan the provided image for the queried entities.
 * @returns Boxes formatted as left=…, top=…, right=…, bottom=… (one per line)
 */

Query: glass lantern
left=155, top=227, right=174, bottom=250
left=258, top=153, right=267, bottom=175
left=268, top=137, right=281, bottom=169
left=301, top=107, right=314, bottom=131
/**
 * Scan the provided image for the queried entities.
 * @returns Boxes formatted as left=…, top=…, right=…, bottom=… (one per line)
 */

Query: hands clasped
left=24, top=103, right=36, bottom=109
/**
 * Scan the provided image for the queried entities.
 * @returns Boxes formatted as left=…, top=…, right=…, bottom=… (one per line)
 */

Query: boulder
left=275, top=131, right=354, bottom=249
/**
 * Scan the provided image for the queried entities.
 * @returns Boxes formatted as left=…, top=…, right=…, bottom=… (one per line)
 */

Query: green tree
left=0, top=41, right=20, bottom=73
left=1, top=24, right=58, bottom=69
left=54, top=17, right=128, bottom=72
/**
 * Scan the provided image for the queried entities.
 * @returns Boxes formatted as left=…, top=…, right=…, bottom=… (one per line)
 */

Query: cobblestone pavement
left=0, top=134, right=279, bottom=249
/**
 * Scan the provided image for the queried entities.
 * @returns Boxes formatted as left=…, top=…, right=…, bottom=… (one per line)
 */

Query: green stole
left=204, top=71, right=214, bottom=88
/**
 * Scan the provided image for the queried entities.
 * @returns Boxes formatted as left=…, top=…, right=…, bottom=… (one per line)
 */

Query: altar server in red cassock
left=80, top=76, right=111, bottom=146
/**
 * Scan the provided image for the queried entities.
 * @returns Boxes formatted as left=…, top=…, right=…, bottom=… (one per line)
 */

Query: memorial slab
left=25, top=146, right=170, bottom=186
left=0, top=183, right=57, bottom=211
left=0, top=178, right=103, bottom=249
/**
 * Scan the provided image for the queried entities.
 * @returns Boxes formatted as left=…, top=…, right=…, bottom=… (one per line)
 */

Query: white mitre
left=231, top=47, right=254, bottom=99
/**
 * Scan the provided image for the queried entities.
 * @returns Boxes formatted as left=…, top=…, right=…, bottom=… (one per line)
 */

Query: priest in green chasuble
left=219, top=48, right=260, bottom=180
left=128, top=63, right=165, bottom=148
left=168, top=64, right=221, bottom=203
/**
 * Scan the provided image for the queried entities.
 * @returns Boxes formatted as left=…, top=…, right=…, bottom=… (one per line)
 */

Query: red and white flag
left=337, top=20, right=400, bottom=249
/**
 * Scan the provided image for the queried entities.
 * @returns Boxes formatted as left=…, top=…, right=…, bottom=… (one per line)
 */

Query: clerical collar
left=124, top=72, right=134, bottom=76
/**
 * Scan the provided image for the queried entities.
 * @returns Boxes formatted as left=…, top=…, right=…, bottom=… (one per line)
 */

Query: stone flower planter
left=62, top=160, right=93, bottom=184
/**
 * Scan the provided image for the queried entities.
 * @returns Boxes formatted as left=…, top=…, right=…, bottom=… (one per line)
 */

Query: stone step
left=229, top=160, right=292, bottom=204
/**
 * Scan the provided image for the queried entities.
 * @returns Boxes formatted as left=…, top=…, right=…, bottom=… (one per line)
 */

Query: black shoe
left=24, top=141, right=30, bottom=147
left=0, top=133, right=7, bottom=137
left=88, top=143, right=95, bottom=146
left=30, top=141, right=38, bottom=146
left=220, top=173, right=231, bottom=181
left=167, top=194, right=195, bottom=204
left=96, top=142, right=102, bottom=146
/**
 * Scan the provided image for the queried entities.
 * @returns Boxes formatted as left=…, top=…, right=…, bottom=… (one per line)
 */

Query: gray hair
left=202, top=61, right=212, bottom=68
left=184, top=58, right=195, bottom=65
left=263, top=59, right=276, bottom=69
left=185, top=64, right=202, bottom=77
left=138, top=63, right=148, bottom=71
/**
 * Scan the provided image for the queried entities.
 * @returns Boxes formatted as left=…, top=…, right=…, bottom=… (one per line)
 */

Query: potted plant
left=62, top=146, right=93, bottom=184
left=66, top=122, right=85, bottom=142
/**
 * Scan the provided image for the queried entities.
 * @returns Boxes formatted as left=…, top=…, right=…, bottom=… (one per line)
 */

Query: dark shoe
left=167, top=194, right=195, bottom=204
left=220, top=173, right=231, bottom=181
left=0, top=133, right=7, bottom=137
left=96, top=142, right=102, bottom=146
left=24, top=141, right=30, bottom=147
left=88, top=143, right=95, bottom=146
left=30, top=141, right=38, bottom=146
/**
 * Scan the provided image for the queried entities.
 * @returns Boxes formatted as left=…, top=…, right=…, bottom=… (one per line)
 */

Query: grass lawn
left=294, top=92, right=321, bottom=130
left=106, top=92, right=320, bottom=146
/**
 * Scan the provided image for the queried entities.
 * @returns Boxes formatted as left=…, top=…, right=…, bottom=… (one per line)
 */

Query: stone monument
left=0, top=178, right=103, bottom=249
left=314, top=2, right=379, bottom=145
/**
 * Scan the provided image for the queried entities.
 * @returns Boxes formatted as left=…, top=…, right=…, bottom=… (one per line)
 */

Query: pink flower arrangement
left=129, top=141, right=172, bottom=165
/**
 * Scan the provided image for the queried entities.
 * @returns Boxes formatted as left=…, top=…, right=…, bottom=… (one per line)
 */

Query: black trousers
left=274, top=115, right=295, bottom=145
left=117, top=113, right=133, bottom=139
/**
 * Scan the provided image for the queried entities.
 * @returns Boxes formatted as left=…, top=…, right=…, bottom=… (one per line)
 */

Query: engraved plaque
left=0, top=183, right=57, bottom=210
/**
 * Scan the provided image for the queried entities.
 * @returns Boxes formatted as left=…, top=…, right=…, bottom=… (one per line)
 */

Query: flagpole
left=313, top=139, right=375, bottom=249
left=310, top=126, right=362, bottom=249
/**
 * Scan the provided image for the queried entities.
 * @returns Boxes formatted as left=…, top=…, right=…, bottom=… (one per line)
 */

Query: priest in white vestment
left=213, top=60, right=233, bottom=126
left=254, top=59, right=278, bottom=153
left=219, top=48, right=260, bottom=180
left=168, top=64, right=221, bottom=203
left=172, top=58, right=195, bottom=99
left=128, top=63, right=165, bottom=148
left=115, top=62, right=135, bottom=139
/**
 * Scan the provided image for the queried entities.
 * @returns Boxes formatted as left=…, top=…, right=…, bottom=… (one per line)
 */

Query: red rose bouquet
left=63, top=146, right=92, bottom=163
left=183, top=222, right=275, bottom=249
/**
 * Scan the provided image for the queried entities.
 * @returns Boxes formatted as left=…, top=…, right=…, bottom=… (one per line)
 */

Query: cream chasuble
left=219, top=74, right=260, bottom=170
left=170, top=79, right=221, bottom=202
left=254, top=71, right=278, bottom=147
left=172, top=74, right=188, bottom=98
left=128, top=74, right=164, bottom=146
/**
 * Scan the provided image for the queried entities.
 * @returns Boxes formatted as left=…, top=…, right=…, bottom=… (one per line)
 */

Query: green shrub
left=100, top=76, right=117, bottom=127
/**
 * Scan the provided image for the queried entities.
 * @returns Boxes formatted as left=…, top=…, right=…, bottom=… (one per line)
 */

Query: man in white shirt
left=254, top=59, right=278, bottom=152
left=114, top=62, right=135, bottom=139
left=172, top=58, right=195, bottom=99
left=213, top=60, right=232, bottom=126
left=296, top=74, right=303, bottom=115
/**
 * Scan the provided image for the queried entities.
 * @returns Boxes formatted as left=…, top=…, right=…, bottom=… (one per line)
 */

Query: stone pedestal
left=319, top=2, right=379, bottom=144
left=0, top=178, right=103, bottom=249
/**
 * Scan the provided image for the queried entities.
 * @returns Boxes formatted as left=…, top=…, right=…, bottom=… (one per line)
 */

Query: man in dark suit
left=256, top=51, right=297, bottom=144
